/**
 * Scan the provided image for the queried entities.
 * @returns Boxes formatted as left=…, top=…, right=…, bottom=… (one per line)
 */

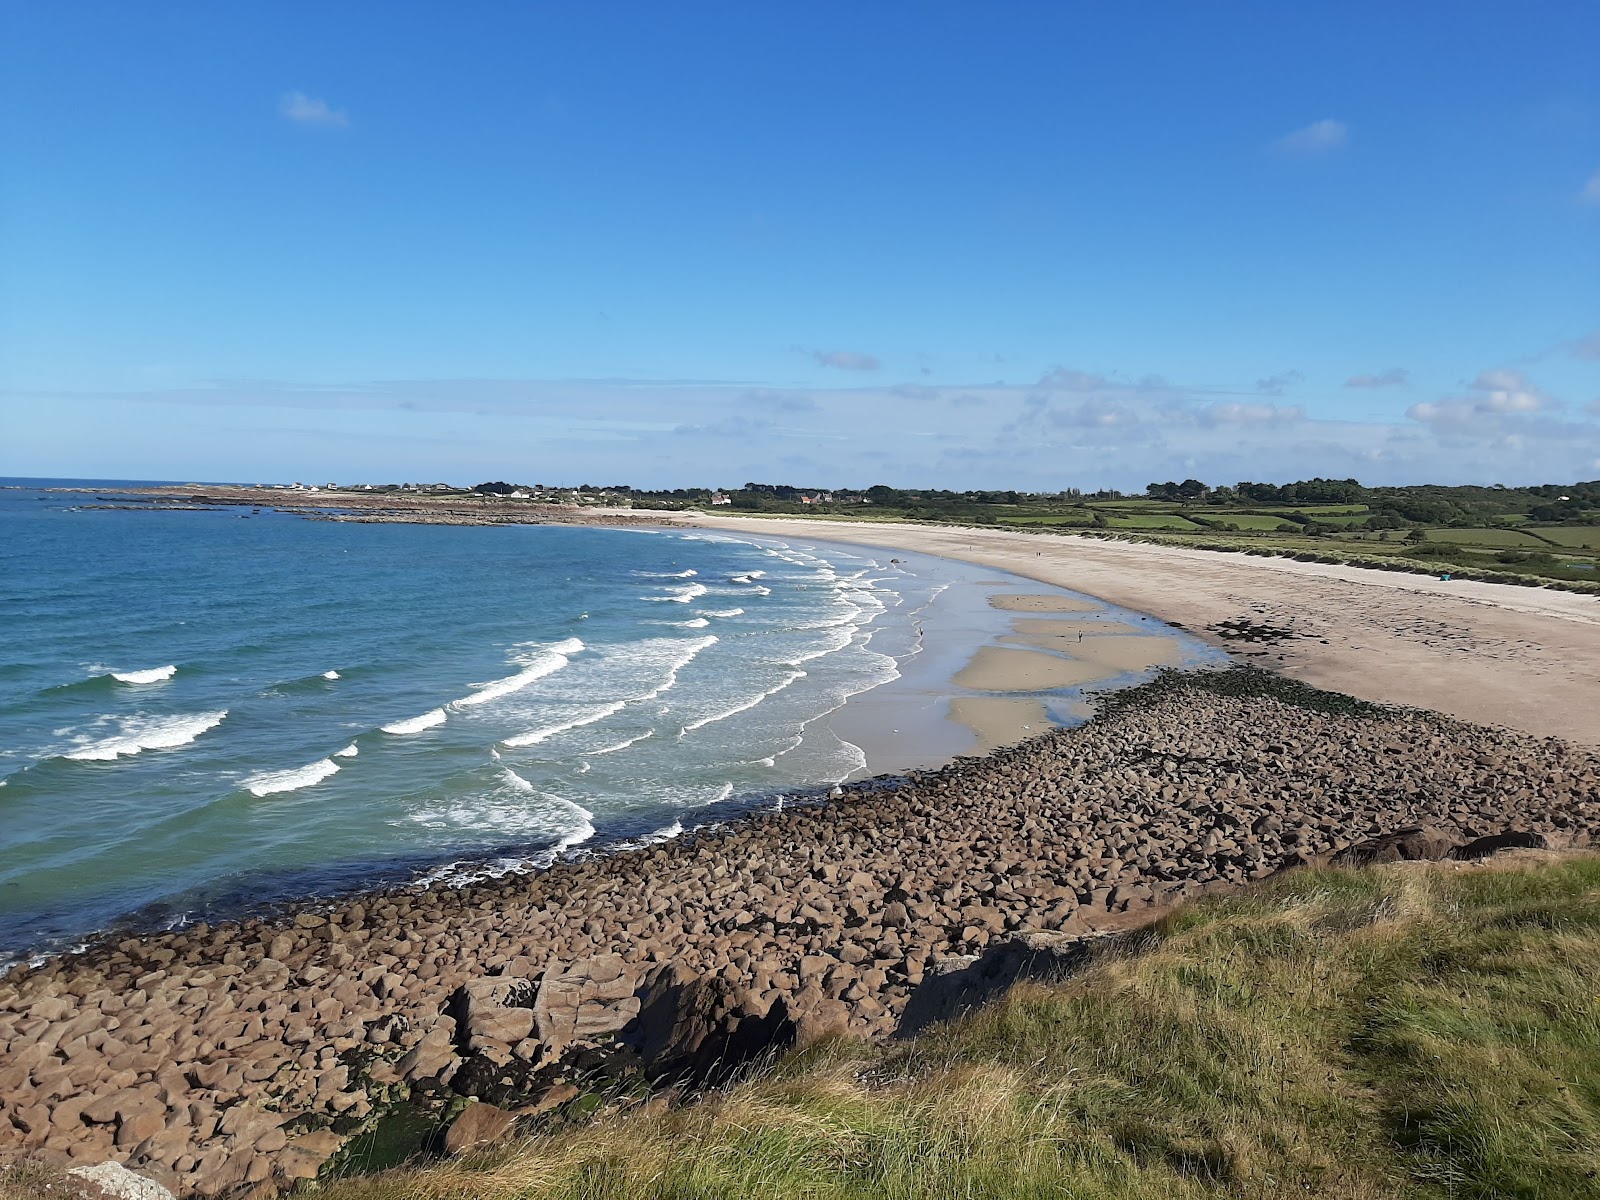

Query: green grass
left=1424, top=528, right=1551, bottom=548
left=300, top=855, right=1600, bottom=1200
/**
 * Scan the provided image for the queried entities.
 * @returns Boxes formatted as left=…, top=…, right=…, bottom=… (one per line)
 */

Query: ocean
left=0, top=481, right=1214, bottom=963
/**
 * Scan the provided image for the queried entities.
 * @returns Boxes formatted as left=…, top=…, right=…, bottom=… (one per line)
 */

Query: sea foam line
left=681, top=669, right=806, bottom=735
left=502, top=700, right=628, bottom=748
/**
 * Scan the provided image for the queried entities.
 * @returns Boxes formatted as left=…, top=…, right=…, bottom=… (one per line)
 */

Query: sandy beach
left=676, top=515, right=1600, bottom=745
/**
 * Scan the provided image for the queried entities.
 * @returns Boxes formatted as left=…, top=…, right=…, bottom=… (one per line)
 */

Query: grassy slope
left=304, top=855, right=1600, bottom=1200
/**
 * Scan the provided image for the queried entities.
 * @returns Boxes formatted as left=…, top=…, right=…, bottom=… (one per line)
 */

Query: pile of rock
left=2, top=676, right=1597, bottom=1196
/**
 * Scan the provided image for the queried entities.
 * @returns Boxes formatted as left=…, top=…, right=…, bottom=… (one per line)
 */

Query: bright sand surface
left=953, top=646, right=1118, bottom=692
left=988, top=593, right=1103, bottom=613
left=999, top=629, right=1185, bottom=674
left=676, top=515, right=1600, bottom=746
left=947, top=697, right=1051, bottom=755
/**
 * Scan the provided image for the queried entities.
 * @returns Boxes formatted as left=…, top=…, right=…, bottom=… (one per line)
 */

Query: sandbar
left=999, top=631, right=1183, bottom=674
left=948, top=696, right=1051, bottom=754
left=989, top=593, right=1102, bottom=613
left=953, top=645, right=1116, bottom=692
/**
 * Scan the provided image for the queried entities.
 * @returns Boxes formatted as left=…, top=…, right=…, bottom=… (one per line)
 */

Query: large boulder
left=1329, top=825, right=1461, bottom=867
left=621, top=964, right=794, bottom=1088
left=897, top=931, right=1097, bottom=1037
left=443, top=1101, right=517, bottom=1155
left=533, top=954, right=639, bottom=1056
left=66, top=1162, right=176, bottom=1200
left=1452, top=829, right=1564, bottom=859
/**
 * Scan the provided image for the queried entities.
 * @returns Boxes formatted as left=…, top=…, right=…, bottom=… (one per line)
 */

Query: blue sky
left=2, top=2, right=1597, bottom=489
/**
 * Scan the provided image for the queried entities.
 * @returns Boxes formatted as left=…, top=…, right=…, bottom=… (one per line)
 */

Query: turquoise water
left=0, top=482, right=1219, bottom=962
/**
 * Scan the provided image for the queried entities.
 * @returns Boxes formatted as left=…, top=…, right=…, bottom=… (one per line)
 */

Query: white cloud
left=1582, top=168, right=1600, bottom=205
left=280, top=92, right=349, bottom=128
left=1467, top=368, right=1550, bottom=413
left=1346, top=368, right=1409, bottom=389
left=803, top=348, right=880, bottom=371
left=1274, top=119, right=1348, bottom=154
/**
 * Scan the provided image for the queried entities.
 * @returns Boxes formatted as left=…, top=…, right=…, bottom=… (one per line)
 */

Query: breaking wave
left=243, top=757, right=340, bottom=797
left=62, top=711, right=227, bottom=762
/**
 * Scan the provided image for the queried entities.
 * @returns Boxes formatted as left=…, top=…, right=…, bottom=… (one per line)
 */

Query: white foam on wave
left=645, top=817, right=684, bottom=842
left=334, top=743, right=359, bottom=758
left=699, top=607, right=743, bottom=618
left=502, top=699, right=627, bottom=747
left=109, top=665, right=177, bottom=685
left=63, top=710, right=227, bottom=761
left=243, top=757, right=340, bottom=797
left=681, top=669, right=806, bottom=735
left=784, top=626, right=858, bottom=666
left=452, top=637, right=584, bottom=709
left=381, top=708, right=447, bottom=735
left=591, top=730, right=655, bottom=755
left=404, top=768, right=595, bottom=847
left=651, top=617, right=709, bottom=628
left=642, top=582, right=708, bottom=603
left=634, top=569, right=698, bottom=578
left=322, top=670, right=340, bottom=680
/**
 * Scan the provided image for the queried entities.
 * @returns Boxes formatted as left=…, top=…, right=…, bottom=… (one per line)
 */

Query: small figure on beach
left=1078, top=631, right=1084, bottom=642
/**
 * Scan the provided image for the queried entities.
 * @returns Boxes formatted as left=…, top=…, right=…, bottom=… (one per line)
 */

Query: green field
left=1534, top=527, right=1600, bottom=549
left=1424, top=528, right=1551, bottom=547
left=1106, top=514, right=1205, bottom=530
left=997, top=514, right=1095, bottom=527
left=1196, top=514, right=1295, bottom=530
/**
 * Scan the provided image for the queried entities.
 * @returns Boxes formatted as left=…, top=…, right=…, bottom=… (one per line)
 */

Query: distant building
left=710, top=492, right=732, bottom=506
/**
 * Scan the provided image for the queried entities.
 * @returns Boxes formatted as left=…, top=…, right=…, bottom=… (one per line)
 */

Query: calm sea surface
left=0, top=482, right=1220, bottom=962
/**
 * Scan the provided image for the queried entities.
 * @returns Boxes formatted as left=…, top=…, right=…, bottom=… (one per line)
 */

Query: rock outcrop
left=1, top=675, right=1597, bottom=1196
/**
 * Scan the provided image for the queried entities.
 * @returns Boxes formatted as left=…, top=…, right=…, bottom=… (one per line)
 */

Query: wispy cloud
left=1256, top=370, right=1304, bottom=395
left=280, top=91, right=349, bottom=128
left=803, top=348, right=880, bottom=371
left=1346, top=367, right=1409, bottom=389
left=11, top=363, right=1597, bottom=490
left=1582, top=168, right=1600, bottom=205
left=1274, top=118, right=1348, bottom=154
left=1573, top=329, right=1600, bottom=360
left=1036, top=368, right=1110, bottom=391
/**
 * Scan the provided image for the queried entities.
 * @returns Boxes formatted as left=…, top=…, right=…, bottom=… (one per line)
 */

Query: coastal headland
left=2, top=669, right=1598, bottom=1197
left=6, top=492, right=1600, bottom=1197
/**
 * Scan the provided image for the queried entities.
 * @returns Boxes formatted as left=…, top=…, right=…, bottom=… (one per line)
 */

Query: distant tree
left=472, top=481, right=517, bottom=495
left=865, top=484, right=903, bottom=506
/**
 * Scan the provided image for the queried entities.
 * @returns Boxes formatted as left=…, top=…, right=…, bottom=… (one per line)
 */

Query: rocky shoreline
left=3, top=668, right=1598, bottom=1198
